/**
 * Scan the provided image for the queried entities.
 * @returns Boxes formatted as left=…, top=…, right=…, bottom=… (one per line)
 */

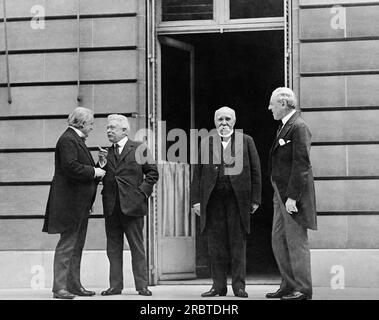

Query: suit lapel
left=68, top=128, right=95, bottom=166
left=223, top=132, right=240, bottom=165
left=232, top=131, right=243, bottom=162
left=211, top=132, right=241, bottom=165
left=270, top=111, right=300, bottom=154
left=79, top=140, right=95, bottom=166
left=211, top=134, right=221, bottom=165
left=117, top=139, right=134, bottom=164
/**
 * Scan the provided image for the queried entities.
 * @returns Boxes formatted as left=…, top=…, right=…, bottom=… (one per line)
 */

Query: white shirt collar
left=281, top=109, right=296, bottom=126
left=218, top=130, right=233, bottom=149
left=69, top=126, right=85, bottom=138
left=221, top=140, right=230, bottom=149
left=115, top=136, right=128, bottom=150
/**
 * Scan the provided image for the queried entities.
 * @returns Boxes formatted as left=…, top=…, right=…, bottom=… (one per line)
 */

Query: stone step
left=0, top=249, right=378, bottom=289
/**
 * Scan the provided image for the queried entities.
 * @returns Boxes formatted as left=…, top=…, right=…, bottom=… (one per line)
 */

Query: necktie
left=276, top=123, right=283, bottom=137
left=114, top=143, right=120, bottom=160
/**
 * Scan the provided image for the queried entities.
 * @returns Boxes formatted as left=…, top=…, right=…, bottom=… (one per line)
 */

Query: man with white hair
left=98, top=114, right=158, bottom=296
left=43, top=107, right=106, bottom=299
left=191, top=106, right=261, bottom=298
left=267, top=87, right=317, bottom=300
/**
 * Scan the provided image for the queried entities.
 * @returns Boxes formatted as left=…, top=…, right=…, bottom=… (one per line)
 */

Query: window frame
left=157, top=0, right=284, bottom=34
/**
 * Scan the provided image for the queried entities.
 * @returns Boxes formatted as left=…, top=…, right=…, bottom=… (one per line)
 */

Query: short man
left=99, top=114, right=159, bottom=296
left=267, top=87, right=317, bottom=300
left=43, top=107, right=106, bottom=299
left=191, top=107, right=261, bottom=298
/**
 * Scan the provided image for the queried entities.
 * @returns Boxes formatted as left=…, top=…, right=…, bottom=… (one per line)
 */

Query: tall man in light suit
left=98, top=114, right=159, bottom=296
left=267, top=87, right=317, bottom=300
left=43, top=107, right=106, bottom=299
left=191, top=107, right=261, bottom=298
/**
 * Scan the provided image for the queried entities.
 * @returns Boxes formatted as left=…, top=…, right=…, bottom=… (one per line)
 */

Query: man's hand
left=192, top=203, right=200, bottom=216
left=285, top=198, right=298, bottom=215
left=250, top=203, right=259, bottom=214
left=94, top=167, right=106, bottom=179
left=98, top=146, right=108, bottom=167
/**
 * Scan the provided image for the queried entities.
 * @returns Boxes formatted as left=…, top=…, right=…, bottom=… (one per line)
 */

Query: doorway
left=159, top=30, right=284, bottom=280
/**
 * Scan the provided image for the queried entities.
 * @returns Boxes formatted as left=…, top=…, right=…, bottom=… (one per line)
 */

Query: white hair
left=271, top=87, right=297, bottom=109
left=68, top=107, right=94, bottom=128
left=214, top=106, right=236, bottom=121
left=107, top=114, right=130, bottom=131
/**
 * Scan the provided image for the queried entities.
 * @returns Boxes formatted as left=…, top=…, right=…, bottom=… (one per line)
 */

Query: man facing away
left=43, top=107, right=106, bottom=299
left=191, top=106, right=262, bottom=298
left=267, top=87, right=317, bottom=300
left=98, top=114, right=159, bottom=296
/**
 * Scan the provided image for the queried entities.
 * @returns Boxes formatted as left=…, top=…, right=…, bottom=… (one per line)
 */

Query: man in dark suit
left=267, top=87, right=317, bottom=300
left=98, top=114, right=158, bottom=296
left=43, top=107, right=106, bottom=299
left=191, top=106, right=261, bottom=298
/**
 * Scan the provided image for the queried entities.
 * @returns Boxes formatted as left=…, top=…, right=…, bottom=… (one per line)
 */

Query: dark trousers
left=206, top=187, right=246, bottom=293
left=104, top=198, right=148, bottom=291
left=52, top=216, right=89, bottom=292
left=272, top=191, right=312, bottom=297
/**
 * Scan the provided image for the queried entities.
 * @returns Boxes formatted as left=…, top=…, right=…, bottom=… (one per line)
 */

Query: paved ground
left=0, top=284, right=378, bottom=300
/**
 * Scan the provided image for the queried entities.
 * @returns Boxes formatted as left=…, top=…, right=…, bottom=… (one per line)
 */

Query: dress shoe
left=68, top=286, right=95, bottom=296
left=266, top=288, right=291, bottom=299
left=101, top=287, right=122, bottom=296
left=53, top=289, right=76, bottom=299
left=201, top=287, right=227, bottom=297
left=138, top=288, right=152, bottom=296
left=281, top=291, right=311, bottom=300
left=234, top=289, right=248, bottom=298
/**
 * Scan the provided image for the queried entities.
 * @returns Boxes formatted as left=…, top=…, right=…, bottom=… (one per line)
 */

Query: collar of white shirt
left=69, top=126, right=85, bottom=138
left=218, top=129, right=234, bottom=149
left=220, top=135, right=233, bottom=149
left=115, top=136, right=129, bottom=153
left=281, top=109, right=296, bottom=126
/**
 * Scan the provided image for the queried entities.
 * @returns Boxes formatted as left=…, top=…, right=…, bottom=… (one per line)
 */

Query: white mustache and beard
left=217, top=124, right=234, bottom=138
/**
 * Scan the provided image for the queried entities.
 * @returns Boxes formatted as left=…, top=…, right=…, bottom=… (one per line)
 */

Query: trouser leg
left=67, top=217, right=89, bottom=290
left=271, top=192, right=297, bottom=292
left=122, top=215, right=148, bottom=291
left=282, top=209, right=313, bottom=296
left=105, top=207, right=125, bottom=290
left=52, top=228, right=78, bottom=292
left=222, top=191, right=246, bottom=293
left=206, top=193, right=229, bottom=291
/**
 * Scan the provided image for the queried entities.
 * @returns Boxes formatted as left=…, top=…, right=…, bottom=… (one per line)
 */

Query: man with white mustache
left=191, top=106, right=261, bottom=298
left=98, top=114, right=158, bottom=297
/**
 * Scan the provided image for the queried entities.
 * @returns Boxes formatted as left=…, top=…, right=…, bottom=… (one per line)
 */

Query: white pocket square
left=278, top=139, right=291, bottom=146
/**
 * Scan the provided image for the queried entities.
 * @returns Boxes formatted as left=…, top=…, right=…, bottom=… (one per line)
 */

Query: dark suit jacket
left=43, top=128, right=98, bottom=234
left=191, top=131, right=262, bottom=234
left=269, top=111, right=317, bottom=230
left=101, top=139, right=159, bottom=217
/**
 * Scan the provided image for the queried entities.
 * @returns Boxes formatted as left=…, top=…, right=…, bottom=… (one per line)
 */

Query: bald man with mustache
left=191, top=106, right=262, bottom=298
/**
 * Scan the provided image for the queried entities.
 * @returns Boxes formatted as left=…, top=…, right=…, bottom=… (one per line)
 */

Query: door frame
left=148, top=0, right=292, bottom=284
